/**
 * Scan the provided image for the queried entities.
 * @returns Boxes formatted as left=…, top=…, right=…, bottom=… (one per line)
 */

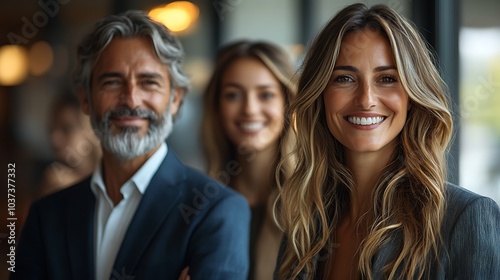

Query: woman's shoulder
left=444, top=183, right=498, bottom=209
left=439, top=185, right=500, bottom=278
left=442, top=182, right=500, bottom=233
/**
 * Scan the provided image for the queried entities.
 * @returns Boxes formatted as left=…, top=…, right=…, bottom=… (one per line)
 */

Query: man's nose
left=120, top=83, right=142, bottom=108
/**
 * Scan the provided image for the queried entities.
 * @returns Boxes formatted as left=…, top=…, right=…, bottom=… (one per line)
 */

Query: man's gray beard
left=90, top=105, right=173, bottom=161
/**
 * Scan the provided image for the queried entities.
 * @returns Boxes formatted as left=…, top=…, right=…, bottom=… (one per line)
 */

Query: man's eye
left=103, top=80, right=119, bottom=85
left=102, top=80, right=121, bottom=88
left=143, top=80, right=159, bottom=86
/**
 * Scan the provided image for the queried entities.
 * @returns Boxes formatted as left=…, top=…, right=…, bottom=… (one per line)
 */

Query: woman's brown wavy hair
left=274, top=4, right=453, bottom=279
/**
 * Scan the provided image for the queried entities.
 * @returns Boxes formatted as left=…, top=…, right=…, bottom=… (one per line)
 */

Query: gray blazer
left=275, top=184, right=500, bottom=279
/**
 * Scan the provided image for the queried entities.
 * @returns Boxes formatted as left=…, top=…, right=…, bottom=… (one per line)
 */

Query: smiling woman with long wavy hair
left=274, top=3, right=500, bottom=280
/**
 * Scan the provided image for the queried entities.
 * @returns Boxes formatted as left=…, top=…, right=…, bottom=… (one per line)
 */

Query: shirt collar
left=90, top=143, right=168, bottom=197
left=131, top=142, right=167, bottom=194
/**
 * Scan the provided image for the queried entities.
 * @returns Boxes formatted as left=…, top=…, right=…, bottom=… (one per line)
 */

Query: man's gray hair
left=73, top=10, right=190, bottom=95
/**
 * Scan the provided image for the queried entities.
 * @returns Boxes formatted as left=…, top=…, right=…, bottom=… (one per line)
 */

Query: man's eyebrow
left=96, top=72, right=123, bottom=82
left=96, top=72, right=164, bottom=83
left=137, top=73, right=163, bottom=79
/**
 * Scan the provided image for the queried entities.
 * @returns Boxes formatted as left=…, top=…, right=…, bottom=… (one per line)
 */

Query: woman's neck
left=232, top=145, right=278, bottom=207
left=344, top=147, right=395, bottom=224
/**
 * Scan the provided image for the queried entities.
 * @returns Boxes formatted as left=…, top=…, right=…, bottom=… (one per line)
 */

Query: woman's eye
left=260, top=91, right=275, bottom=100
left=333, top=75, right=354, bottom=83
left=222, top=92, right=241, bottom=100
left=379, top=75, right=397, bottom=83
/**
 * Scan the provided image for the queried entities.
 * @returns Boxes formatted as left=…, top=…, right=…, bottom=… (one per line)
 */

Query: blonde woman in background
left=274, top=3, right=500, bottom=280
left=202, top=41, right=296, bottom=280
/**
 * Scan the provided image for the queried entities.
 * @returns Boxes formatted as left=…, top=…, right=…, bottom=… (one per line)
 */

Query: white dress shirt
left=90, top=143, right=167, bottom=280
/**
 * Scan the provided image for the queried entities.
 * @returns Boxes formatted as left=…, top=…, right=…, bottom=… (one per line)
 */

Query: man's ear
left=78, top=88, right=90, bottom=115
left=170, top=88, right=184, bottom=116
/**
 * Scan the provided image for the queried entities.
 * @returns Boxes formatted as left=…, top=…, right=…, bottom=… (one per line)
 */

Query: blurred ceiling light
left=0, top=45, right=29, bottom=86
left=29, top=41, right=54, bottom=76
left=149, top=1, right=199, bottom=33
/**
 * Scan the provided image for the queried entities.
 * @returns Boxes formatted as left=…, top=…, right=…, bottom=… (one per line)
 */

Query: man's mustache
left=105, top=106, right=159, bottom=122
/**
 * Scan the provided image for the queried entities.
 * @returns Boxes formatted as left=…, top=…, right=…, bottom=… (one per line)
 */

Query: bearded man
left=12, top=10, right=250, bottom=280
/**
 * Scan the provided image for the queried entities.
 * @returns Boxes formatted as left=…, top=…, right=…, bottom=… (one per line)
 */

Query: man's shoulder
left=170, top=163, right=249, bottom=225
left=180, top=164, right=244, bottom=202
left=162, top=152, right=243, bottom=201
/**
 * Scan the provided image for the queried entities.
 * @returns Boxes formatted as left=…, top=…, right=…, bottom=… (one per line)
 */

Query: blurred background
left=0, top=0, right=499, bottom=278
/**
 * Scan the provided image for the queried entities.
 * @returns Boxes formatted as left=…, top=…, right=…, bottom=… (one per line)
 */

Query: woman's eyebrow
left=333, top=65, right=358, bottom=72
left=374, top=65, right=397, bottom=72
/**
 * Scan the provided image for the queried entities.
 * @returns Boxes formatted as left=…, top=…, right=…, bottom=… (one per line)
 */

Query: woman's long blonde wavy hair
left=274, top=4, right=453, bottom=280
left=201, top=41, right=297, bottom=186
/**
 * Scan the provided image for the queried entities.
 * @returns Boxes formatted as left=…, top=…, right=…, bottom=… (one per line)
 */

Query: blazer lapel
left=65, top=178, right=96, bottom=280
left=112, top=151, right=184, bottom=275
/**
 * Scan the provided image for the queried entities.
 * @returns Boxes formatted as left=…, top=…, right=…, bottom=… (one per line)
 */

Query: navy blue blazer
left=275, top=184, right=500, bottom=279
left=12, top=151, right=251, bottom=280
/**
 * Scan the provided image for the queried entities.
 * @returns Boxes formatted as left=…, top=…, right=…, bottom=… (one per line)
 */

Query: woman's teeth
left=347, top=116, right=385, bottom=125
left=240, top=122, right=264, bottom=131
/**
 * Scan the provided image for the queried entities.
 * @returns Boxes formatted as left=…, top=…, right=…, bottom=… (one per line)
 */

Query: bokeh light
left=29, top=41, right=54, bottom=76
left=149, top=1, right=199, bottom=33
left=0, top=45, right=29, bottom=86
